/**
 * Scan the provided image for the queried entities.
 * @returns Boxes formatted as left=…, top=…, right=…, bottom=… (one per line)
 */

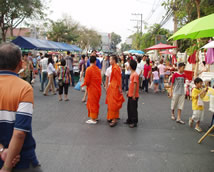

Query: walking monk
left=106, top=55, right=125, bottom=127
left=82, top=56, right=102, bottom=124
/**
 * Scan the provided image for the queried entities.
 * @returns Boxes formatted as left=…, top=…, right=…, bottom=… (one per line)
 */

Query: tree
left=120, top=43, right=131, bottom=52
left=110, top=32, right=121, bottom=52
left=47, top=18, right=79, bottom=43
left=0, top=0, right=45, bottom=42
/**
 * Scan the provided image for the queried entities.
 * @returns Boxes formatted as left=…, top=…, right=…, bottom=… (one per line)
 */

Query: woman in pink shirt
left=158, top=59, right=166, bottom=92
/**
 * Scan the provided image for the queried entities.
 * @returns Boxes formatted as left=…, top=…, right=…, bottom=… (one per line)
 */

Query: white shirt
left=125, top=62, right=131, bottom=75
left=105, top=65, right=112, bottom=86
left=47, top=63, right=55, bottom=75
left=40, top=57, right=48, bottom=72
left=158, top=64, right=166, bottom=75
left=136, top=62, right=144, bottom=76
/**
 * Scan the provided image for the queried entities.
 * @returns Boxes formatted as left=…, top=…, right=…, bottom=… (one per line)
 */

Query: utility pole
left=131, top=13, right=143, bottom=35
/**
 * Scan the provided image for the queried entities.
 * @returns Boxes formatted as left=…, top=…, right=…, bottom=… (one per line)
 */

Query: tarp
left=145, top=43, right=177, bottom=50
left=12, top=36, right=82, bottom=52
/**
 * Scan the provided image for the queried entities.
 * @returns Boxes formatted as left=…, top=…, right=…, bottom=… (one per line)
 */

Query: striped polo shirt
left=0, top=71, right=39, bottom=169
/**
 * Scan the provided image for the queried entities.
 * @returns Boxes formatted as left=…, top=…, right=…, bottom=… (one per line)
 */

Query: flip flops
left=176, top=120, right=185, bottom=124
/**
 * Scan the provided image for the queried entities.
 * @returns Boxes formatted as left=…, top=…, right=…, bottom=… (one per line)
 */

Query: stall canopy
left=12, top=36, right=82, bottom=52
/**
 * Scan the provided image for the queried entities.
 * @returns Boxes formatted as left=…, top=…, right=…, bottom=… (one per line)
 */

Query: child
left=189, top=77, right=208, bottom=132
left=125, top=60, right=139, bottom=128
left=152, top=66, right=159, bottom=93
left=170, top=63, right=186, bottom=124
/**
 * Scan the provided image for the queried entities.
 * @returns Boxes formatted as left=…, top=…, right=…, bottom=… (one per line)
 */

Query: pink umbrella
left=145, top=43, right=177, bottom=50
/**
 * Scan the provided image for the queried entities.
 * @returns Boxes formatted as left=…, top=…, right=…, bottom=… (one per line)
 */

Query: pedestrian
left=86, top=50, right=102, bottom=69
left=19, top=52, right=34, bottom=84
left=142, top=58, right=152, bottom=93
left=81, top=56, right=88, bottom=103
left=40, top=53, right=48, bottom=92
left=81, top=56, right=102, bottom=124
left=158, top=59, right=166, bottom=92
left=65, top=51, right=75, bottom=86
left=189, top=77, right=208, bottom=132
left=125, top=60, right=139, bottom=128
left=125, top=57, right=131, bottom=91
left=105, top=65, right=112, bottom=90
left=101, top=55, right=110, bottom=85
left=106, top=55, right=125, bottom=127
left=170, top=63, right=186, bottom=124
left=119, top=54, right=126, bottom=91
left=43, top=57, right=56, bottom=96
left=57, top=59, right=71, bottom=101
left=136, top=56, right=144, bottom=89
left=0, top=43, right=42, bottom=171
left=152, top=66, right=160, bottom=93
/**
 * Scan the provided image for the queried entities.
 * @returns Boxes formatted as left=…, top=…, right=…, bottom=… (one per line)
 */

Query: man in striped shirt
left=0, top=43, right=42, bottom=172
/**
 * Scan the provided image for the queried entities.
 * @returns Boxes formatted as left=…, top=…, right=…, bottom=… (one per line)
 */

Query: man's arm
left=1, top=130, right=25, bottom=171
left=132, top=82, right=137, bottom=100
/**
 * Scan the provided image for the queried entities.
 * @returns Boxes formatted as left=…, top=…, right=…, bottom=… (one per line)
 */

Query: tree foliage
left=110, top=32, right=121, bottom=51
left=0, top=0, right=45, bottom=42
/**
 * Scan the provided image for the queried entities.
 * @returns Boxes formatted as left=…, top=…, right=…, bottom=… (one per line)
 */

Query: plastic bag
left=74, top=81, right=81, bottom=91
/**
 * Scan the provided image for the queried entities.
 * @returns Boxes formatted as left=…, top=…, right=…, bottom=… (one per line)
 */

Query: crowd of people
left=0, top=42, right=212, bottom=171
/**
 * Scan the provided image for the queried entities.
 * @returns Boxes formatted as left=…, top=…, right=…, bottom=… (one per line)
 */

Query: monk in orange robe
left=81, top=56, right=102, bottom=124
left=106, top=55, right=125, bottom=127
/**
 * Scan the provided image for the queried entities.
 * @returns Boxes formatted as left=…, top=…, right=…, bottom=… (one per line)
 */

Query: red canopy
left=145, top=43, right=177, bottom=50
left=159, top=50, right=174, bottom=55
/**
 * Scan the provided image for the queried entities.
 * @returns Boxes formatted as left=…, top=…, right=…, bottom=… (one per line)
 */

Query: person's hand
left=1, top=149, right=20, bottom=167
left=119, top=88, right=122, bottom=94
left=132, top=95, right=136, bottom=100
left=169, top=92, right=173, bottom=98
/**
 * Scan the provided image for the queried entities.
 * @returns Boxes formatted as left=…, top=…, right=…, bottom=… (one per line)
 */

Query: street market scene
left=0, top=0, right=214, bottom=172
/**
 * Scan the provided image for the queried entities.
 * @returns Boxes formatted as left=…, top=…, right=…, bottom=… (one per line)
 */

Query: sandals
left=59, top=99, right=62, bottom=101
left=109, top=121, right=117, bottom=127
left=176, top=120, right=185, bottom=124
left=64, top=99, right=70, bottom=101
left=195, top=127, right=202, bottom=132
left=86, top=119, right=97, bottom=125
left=171, top=115, right=176, bottom=120
left=189, top=118, right=193, bottom=128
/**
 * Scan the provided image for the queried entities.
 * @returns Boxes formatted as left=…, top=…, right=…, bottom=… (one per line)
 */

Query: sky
left=48, top=0, right=173, bottom=43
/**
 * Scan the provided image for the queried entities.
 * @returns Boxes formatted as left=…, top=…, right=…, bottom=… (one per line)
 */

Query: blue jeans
left=159, top=75, right=165, bottom=91
left=38, top=69, right=41, bottom=82
left=125, top=74, right=130, bottom=91
left=70, top=70, right=75, bottom=86
left=122, top=71, right=125, bottom=90
left=142, top=78, right=149, bottom=92
left=41, top=72, right=48, bottom=92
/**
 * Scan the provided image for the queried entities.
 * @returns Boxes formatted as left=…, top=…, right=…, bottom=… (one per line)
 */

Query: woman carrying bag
left=57, top=59, right=72, bottom=101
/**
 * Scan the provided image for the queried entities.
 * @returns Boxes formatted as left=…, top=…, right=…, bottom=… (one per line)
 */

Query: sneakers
left=85, top=119, right=97, bottom=125
left=189, top=118, right=193, bottom=128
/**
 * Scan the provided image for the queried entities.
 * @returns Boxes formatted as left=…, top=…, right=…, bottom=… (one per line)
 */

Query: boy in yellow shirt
left=189, top=77, right=208, bottom=132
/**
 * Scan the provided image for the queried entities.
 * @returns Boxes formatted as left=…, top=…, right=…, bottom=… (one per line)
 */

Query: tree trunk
left=195, top=0, right=201, bottom=19
left=173, top=12, right=178, bottom=55
left=1, top=29, right=6, bottom=42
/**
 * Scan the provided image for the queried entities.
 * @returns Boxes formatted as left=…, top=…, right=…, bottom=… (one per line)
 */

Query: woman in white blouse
left=44, top=57, right=56, bottom=96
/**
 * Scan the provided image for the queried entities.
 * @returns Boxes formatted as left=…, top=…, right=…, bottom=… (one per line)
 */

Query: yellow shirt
left=192, top=88, right=204, bottom=110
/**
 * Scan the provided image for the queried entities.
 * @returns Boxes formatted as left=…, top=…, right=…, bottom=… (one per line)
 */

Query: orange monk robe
left=81, top=65, right=102, bottom=119
left=106, top=64, right=125, bottom=120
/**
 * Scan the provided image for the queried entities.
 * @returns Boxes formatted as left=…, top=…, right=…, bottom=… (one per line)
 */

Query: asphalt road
left=32, top=81, right=214, bottom=172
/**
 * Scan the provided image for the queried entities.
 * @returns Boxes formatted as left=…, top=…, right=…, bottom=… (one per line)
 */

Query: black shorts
left=59, top=83, right=69, bottom=95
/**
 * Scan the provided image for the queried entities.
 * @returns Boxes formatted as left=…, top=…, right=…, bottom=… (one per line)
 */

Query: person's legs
left=145, top=78, right=149, bottom=92
left=122, top=71, right=125, bottom=90
left=40, top=72, right=44, bottom=91
left=12, top=164, right=43, bottom=172
left=125, top=74, right=129, bottom=91
left=126, top=97, right=131, bottom=124
left=38, top=69, right=41, bottom=83
left=171, top=94, right=179, bottom=120
left=176, top=95, right=185, bottom=123
left=58, top=84, right=63, bottom=100
left=70, top=70, right=75, bottom=86
left=49, top=75, right=56, bottom=94
left=142, top=79, right=145, bottom=91
left=44, top=75, right=52, bottom=95
left=131, top=98, right=138, bottom=125
left=82, top=89, right=87, bottom=102
left=64, top=83, right=69, bottom=100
